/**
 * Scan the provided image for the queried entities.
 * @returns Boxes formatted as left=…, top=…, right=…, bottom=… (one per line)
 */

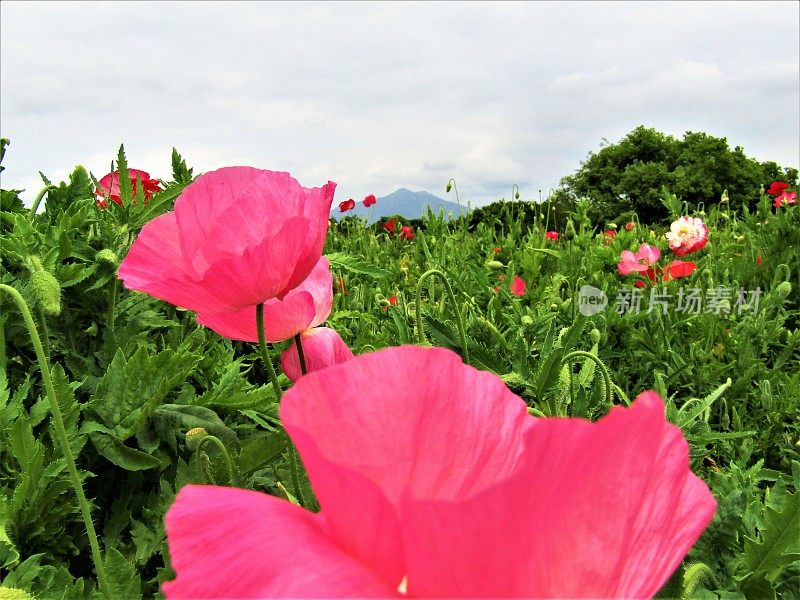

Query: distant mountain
left=332, top=188, right=466, bottom=224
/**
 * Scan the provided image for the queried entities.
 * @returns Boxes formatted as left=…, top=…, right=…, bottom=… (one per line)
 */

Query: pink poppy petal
left=401, top=392, right=716, bottom=598
left=280, top=346, right=533, bottom=583
left=280, top=326, right=355, bottom=382
left=118, top=212, right=229, bottom=312
left=163, top=485, right=399, bottom=598
left=195, top=257, right=333, bottom=342
left=510, top=275, right=526, bottom=297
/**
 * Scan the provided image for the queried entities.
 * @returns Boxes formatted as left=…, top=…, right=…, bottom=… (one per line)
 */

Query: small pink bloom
left=96, top=169, right=161, bottom=207
left=767, top=181, right=790, bottom=196
left=510, top=275, right=526, bottom=297
left=280, top=326, right=356, bottom=382
left=400, top=225, right=414, bottom=240
left=545, top=231, right=559, bottom=240
left=362, top=194, right=377, bottom=207
left=773, top=191, right=797, bottom=208
left=164, top=347, right=716, bottom=598
left=637, top=243, right=661, bottom=266
left=617, top=244, right=660, bottom=276
left=118, top=167, right=335, bottom=314
left=666, top=216, right=708, bottom=257
left=339, top=199, right=356, bottom=212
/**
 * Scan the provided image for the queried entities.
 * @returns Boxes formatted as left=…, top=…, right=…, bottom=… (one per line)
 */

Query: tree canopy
left=555, top=126, right=798, bottom=224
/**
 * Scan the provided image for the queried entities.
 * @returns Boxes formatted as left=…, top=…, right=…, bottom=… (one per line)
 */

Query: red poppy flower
left=767, top=181, right=790, bottom=196
left=545, top=231, right=559, bottom=241
left=400, top=225, right=414, bottom=240
left=363, top=194, right=377, bottom=208
left=388, top=295, right=397, bottom=306
left=664, top=260, right=697, bottom=280
left=634, top=279, right=647, bottom=288
left=383, top=219, right=397, bottom=234
left=510, top=275, right=525, bottom=297
left=339, top=199, right=356, bottom=213
left=95, top=169, right=161, bottom=207
left=756, top=255, right=763, bottom=267
left=625, top=222, right=634, bottom=231
left=492, top=247, right=501, bottom=254
left=603, top=230, right=616, bottom=245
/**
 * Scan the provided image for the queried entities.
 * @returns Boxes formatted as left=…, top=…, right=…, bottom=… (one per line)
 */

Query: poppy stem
left=255, top=303, right=283, bottom=401
left=415, top=269, right=470, bottom=363
left=294, top=333, right=308, bottom=375
left=0, top=284, right=112, bottom=600
left=195, top=435, right=240, bottom=487
left=561, top=350, right=614, bottom=409
left=255, top=303, right=307, bottom=509
left=29, top=184, right=55, bottom=217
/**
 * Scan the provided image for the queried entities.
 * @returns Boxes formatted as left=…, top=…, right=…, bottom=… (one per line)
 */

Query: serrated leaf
left=327, top=252, right=391, bottom=279
left=741, top=489, right=800, bottom=581
left=87, top=347, right=202, bottom=440
left=192, top=360, right=276, bottom=411
left=103, top=548, right=143, bottom=600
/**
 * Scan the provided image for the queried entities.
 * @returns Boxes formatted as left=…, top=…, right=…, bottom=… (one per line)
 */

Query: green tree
left=558, top=126, right=798, bottom=224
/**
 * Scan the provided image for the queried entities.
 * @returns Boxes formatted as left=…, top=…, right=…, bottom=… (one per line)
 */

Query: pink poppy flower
left=339, top=199, right=356, bottom=212
left=280, top=326, right=356, bottom=382
left=545, top=231, right=559, bottom=240
left=510, top=275, right=526, bottom=297
left=400, top=225, right=414, bottom=240
left=195, top=256, right=333, bottom=342
left=666, top=216, right=708, bottom=257
left=118, top=167, right=335, bottom=314
left=163, top=346, right=716, bottom=598
left=767, top=181, right=790, bottom=196
left=773, top=191, right=797, bottom=208
left=617, top=243, right=661, bottom=276
left=95, top=169, right=161, bottom=207
left=383, top=219, right=397, bottom=234
left=362, top=194, right=377, bottom=207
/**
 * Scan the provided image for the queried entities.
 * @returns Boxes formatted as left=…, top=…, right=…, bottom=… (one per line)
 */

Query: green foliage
left=558, top=125, right=798, bottom=225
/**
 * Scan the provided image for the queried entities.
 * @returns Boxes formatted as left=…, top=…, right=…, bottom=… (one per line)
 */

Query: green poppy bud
left=95, top=249, right=119, bottom=271
left=607, top=223, right=618, bottom=230
left=29, top=269, right=62, bottom=316
left=486, top=260, right=505, bottom=270
left=590, top=328, right=601, bottom=345
left=515, top=191, right=520, bottom=200
left=446, top=181, right=453, bottom=193
left=186, top=427, right=209, bottom=451
left=776, top=281, right=792, bottom=299
left=564, top=219, right=576, bottom=241
left=549, top=303, right=559, bottom=312
left=521, top=315, right=533, bottom=325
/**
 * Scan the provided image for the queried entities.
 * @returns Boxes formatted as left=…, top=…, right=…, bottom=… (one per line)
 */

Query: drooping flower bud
left=776, top=281, right=792, bottom=300
left=186, top=427, right=209, bottom=451
left=590, top=328, right=601, bottom=345
left=95, top=249, right=119, bottom=273
left=446, top=181, right=453, bottom=193
left=28, top=257, right=61, bottom=316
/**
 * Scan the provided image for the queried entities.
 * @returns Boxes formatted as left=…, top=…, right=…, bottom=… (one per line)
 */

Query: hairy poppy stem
left=0, top=284, right=112, bottom=600
left=29, top=184, right=55, bottom=217
left=294, top=333, right=308, bottom=376
left=561, top=350, right=614, bottom=409
left=106, top=279, right=117, bottom=332
left=195, top=435, right=240, bottom=487
left=255, top=303, right=307, bottom=509
left=415, top=269, right=470, bottom=363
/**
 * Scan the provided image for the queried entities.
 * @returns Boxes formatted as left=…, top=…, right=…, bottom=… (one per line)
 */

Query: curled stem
left=0, top=284, right=112, bottom=600
left=561, top=350, right=614, bottom=409
left=196, top=435, right=239, bottom=486
left=29, top=185, right=56, bottom=217
left=415, top=269, right=470, bottom=363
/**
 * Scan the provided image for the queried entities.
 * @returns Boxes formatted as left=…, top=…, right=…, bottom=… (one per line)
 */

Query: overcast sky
left=1, top=1, right=798, bottom=208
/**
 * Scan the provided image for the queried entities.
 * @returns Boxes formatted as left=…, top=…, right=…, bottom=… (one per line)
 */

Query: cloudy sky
left=1, top=1, right=798, bottom=207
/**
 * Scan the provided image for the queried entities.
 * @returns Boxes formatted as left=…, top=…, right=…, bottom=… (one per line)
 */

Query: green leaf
left=326, top=252, right=392, bottom=279
left=116, top=145, right=133, bottom=205
left=192, top=360, right=276, bottom=411
left=103, top=548, right=143, bottom=600
left=741, top=489, right=800, bottom=581
left=87, top=347, right=202, bottom=440
left=153, top=404, right=238, bottom=446
left=88, top=430, right=162, bottom=471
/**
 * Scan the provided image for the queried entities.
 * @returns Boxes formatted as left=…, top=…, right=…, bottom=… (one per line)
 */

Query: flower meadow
left=0, top=143, right=798, bottom=599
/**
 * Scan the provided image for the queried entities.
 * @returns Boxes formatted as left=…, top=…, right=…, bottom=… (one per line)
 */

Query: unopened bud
left=720, top=190, right=729, bottom=204
left=486, top=260, right=505, bottom=270
left=607, top=223, right=618, bottom=230
left=564, top=219, right=576, bottom=241
left=85, top=322, right=99, bottom=336
left=590, top=328, right=601, bottom=345
left=186, top=427, right=208, bottom=451
left=95, top=249, right=118, bottom=271
left=776, top=281, right=792, bottom=299
left=446, top=181, right=453, bottom=193
left=549, top=303, right=559, bottom=312
left=521, top=315, right=533, bottom=325
left=29, top=270, right=61, bottom=316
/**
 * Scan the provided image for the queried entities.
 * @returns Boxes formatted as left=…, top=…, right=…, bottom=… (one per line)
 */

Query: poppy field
left=0, top=143, right=799, bottom=599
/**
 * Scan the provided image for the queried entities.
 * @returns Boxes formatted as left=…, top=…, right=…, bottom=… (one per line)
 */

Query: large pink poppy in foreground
left=164, top=346, right=716, bottom=598
left=118, top=167, right=336, bottom=314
